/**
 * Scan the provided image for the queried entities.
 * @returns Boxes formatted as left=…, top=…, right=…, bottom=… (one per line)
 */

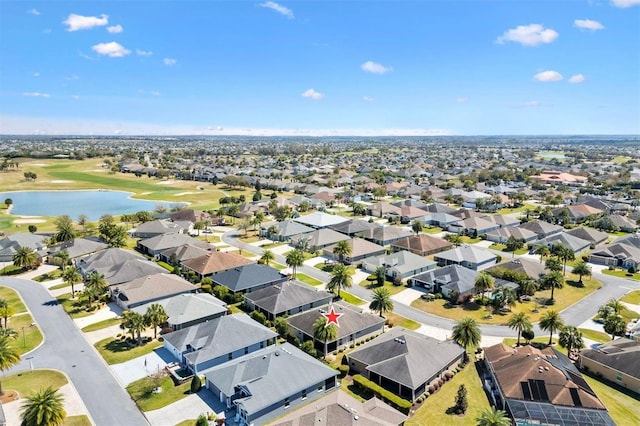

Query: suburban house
left=169, top=208, right=221, bottom=225
left=347, top=327, right=464, bottom=401
left=589, top=242, right=640, bottom=269
left=607, top=214, right=639, bottom=233
left=286, top=301, right=385, bottom=355
left=159, top=244, right=213, bottom=265
left=270, top=389, right=407, bottom=426
left=131, top=292, right=227, bottom=331
left=390, top=234, right=453, bottom=257
left=293, top=211, right=349, bottom=229
left=78, top=247, right=166, bottom=285
left=361, top=251, right=437, bottom=280
left=328, top=219, right=381, bottom=237
left=565, top=227, right=609, bottom=247
left=180, top=252, right=254, bottom=281
left=322, top=238, right=386, bottom=265
left=260, top=220, right=314, bottom=242
left=421, top=212, right=462, bottom=229
left=110, top=272, right=197, bottom=310
left=560, top=204, right=603, bottom=223
left=485, top=226, right=538, bottom=244
left=163, top=313, right=278, bottom=374
left=0, top=233, right=47, bottom=262
left=519, top=220, right=563, bottom=239
left=579, top=338, right=640, bottom=395
left=484, top=214, right=521, bottom=229
left=290, top=229, right=350, bottom=252
left=366, top=202, right=401, bottom=218
left=483, top=343, right=614, bottom=426
left=409, top=264, right=479, bottom=299
left=361, top=226, right=414, bottom=247
left=433, top=244, right=497, bottom=271
left=203, top=343, right=338, bottom=426
left=243, top=280, right=333, bottom=321
left=529, top=171, right=588, bottom=186
left=387, top=205, right=429, bottom=224
left=136, top=233, right=212, bottom=256
left=530, top=233, right=592, bottom=255
left=131, top=219, right=185, bottom=238
left=46, top=237, right=108, bottom=262
left=211, top=264, right=288, bottom=294
left=487, top=258, right=547, bottom=281
left=77, top=247, right=143, bottom=276
left=448, top=216, right=500, bottom=236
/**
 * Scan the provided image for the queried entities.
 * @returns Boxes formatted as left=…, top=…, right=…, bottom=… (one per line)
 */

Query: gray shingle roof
left=290, top=229, right=350, bottom=249
left=138, top=233, right=212, bottom=252
left=112, top=273, right=196, bottom=307
left=78, top=248, right=143, bottom=273
left=103, top=258, right=166, bottom=285
left=565, top=227, right=609, bottom=245
left=293, top=212, right=349, bottom=228
left=131, top=292, right=226, bottom=326
left=534, top=233, right=591, bottom=253
left=211, top=264, right=287, bottom=292
left=519, top=220, right=563, bottom=237
left=244, top=280, right=333, bottom=316
left=580, top=338, right=640, bottom=381
left=411, top=264, right=479, bottom=294
left=434, top=244, right=497, bottom=264
left=261, top=220, right=314, bottom=238
left=47, top=238, right=108, bottom=259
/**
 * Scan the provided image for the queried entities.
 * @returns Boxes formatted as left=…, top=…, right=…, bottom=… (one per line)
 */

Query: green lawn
left=126, top=375, right=191, bottom=412
left=0, top=286, right=27, bottom=313
left=94, top=337, right=163, bottom=364
left=407, top=362, right=490, bottom=425
left=32, top=269, right=62, bottom=282
left=578, top=328, right=611, bottom=343
left=81, top=317, right=122, bottom=332
left=64, top=416, right=92, bottom=426
left=0, top=264, right=24, bottom=276
left=621, top=290, right=640, bottom=305
left=9, top=313, right=44, bottom=356
left=174, top=420, right=197, bottom=426
left=358, top=279, right=408, bottom=296
left=487, top=243, right=528, bottom=255
left=594, top=306, right=639, bottom=324
left=270, top=262, right=286, bottom=271
left=295, top=273, right=323, bottom=286
left=2, top=370, right=68, bottom=396
left=423, top=226, right=444, bottom=234
left=384, top=312, right=420, bottom=330
left=584, top=374, right=640, bottom=425
left=49, top=281, right=72, bottom=291
left=602, top=268, right=640, bottom=281
left=460, top=236, right=482, bottom=244
left=340, top=291, right=366, bottom=306
left=238, top=235, right=260, bottom=243
left=56, top=293, right=100, bottom=318
left=157, top=261, right=174, bottom=272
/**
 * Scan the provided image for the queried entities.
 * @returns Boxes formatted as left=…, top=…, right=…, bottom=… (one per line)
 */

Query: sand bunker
left=14, top=218, right=46, bottom=224
left=157, top=180, right=177, bottom=185
left=174, top=192, right=195, bottom=196
left=30, top=163, right=48, bottom=166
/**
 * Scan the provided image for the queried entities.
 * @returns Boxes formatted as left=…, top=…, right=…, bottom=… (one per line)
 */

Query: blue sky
left=1, top=0, right=639, bottom=135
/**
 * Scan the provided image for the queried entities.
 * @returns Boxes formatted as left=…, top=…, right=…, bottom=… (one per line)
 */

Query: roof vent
left=354, top=415, right=359, bottom=421
left=275, top=351, right=280, bottom=356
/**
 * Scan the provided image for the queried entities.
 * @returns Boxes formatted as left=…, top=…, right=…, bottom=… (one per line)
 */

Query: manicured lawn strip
left=3, top=370, right=68, bottom=396
left=423, top=226, right=444, bottom=234
left=578, top=328, right=611, bottom=343
left=358, top=279, right=407, bottom=296
left=126, top=375, right=190, bottom=411
left=621, top=290, right=640, bottom=305
left=270, top=263, right=286, bottom=271
left=503, top=337, right=556, bottom=348
left=0, top=264, right=23, bottom=276
left=460, top=236, right=482, bottom=244
left=64, top=415, right=92, bottom=426
left=10, top=313, right=43, bottom=356
left=227, top=249, right=258, bottom=259
left=174, top=420, right=197, bottom=426
left=81, top=317, right=122, bottom=332
left=296, top=273, right=323, bottom=286
left=261, top=242, right=286, bottom=249
left=384, top=312, right=420, bottom=330
left=584, top=374, right=640, bottom=425
left=594, top=306, right=639, bottom=324
left=238, top=235, right=260, bottom=243
left=95, top=337, right=162, bottom=365
left=407, top=362, right=490, bottom=425
left=340, top=291, right=366, bottom=306
left=601, top=268, right=640, bottom=281
left=56, top=293, right=96, bottom=319
left=32, top=269, right=62, bottom=282
left=487, top=244, right=528, bottom=255
left=0, top=286, right=27, bottom=313
left=49, top=282, right=72, bottom=290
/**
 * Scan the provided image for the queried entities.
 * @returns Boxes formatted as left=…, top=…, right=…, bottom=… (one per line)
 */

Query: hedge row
left=352, top=374, right=412, bottom=414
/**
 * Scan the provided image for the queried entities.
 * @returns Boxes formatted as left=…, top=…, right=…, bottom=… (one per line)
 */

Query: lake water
left=0, top=190, right=185, bottom=221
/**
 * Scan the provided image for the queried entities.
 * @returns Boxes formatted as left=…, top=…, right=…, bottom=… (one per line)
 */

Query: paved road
left=1, top=277, right=149, bottom=426
left=222, top=230, right=640, bottom=336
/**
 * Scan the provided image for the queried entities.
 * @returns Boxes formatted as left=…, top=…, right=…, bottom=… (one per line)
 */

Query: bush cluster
left=352, top=374, right=412, bottom=414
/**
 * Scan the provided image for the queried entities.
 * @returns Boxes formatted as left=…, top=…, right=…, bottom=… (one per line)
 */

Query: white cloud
left=151, top=91, right=161, bottom=96
left=63, top=13, right=108, bottom=32
left=32, top=72, right=40, bottom=77
left=23, top=92, right=50, bottom=98
left=163, top=58, right=177, bottom=66
left=611, top=0, right=640, bottom=7
left=260, top=2, right=294, bottom=19
left=301, top=88, right=324, bottom=100
left=495, top=24, right=559, bottom=46
left=574, top=19, right=605, bottom=31
left=28, top=9, right=40, bottom=16
left=363, top=96, right=375, bottom=102
left=361, top=61, right=393, bottom=74
left=534, top=70, right=563, bottom=82
left=455, top=97, right=468, bottom=103
left=91, top=42, right=130, bottom=58
left=136, top=49, right=153, bottom=57
left=569, top=74, right=586, bottom=83
left=107, top=24, right=123, bottom=34
left=72, top=95, right=80, bottom=100
left=515, top=101, right=542, bottom=108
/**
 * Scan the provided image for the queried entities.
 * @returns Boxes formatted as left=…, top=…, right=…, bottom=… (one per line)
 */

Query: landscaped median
left=0, top=286, right=43, bottom=356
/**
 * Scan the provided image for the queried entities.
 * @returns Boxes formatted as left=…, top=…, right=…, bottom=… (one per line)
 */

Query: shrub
left=250, top=310, right=267, bottom=325
left=190, top=375, right=202, bottom=393
left=352, top=375, right=412, bottom=414
left=444, top=371, right=453, bottom=380
left=195, top=415, right=208, bottom=426
left=337, top=365, right=349, bottom=377
left=628, top=265, right=637, bottom=274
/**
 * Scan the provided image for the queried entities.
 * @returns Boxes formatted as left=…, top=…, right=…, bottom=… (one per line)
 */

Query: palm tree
left=62, top=267, right=82, bottom=298
left=476, top=406, right=510, bottom=426
left=369, top=288, right=394, bottom=318
left=285, top=249, right=305, bottom=279
left=52, top=251, right=70, bottom=271
left=374, top=266, right=386, bottom=287
left=260, top=250, right=275, bottom=266
left=122, top=311, right=146, bottom=345
left=0, top=328, right=18, bottom=339
left=0, top=299, right=7, bottom=328
left=551, top=243, right=575, bottom=276
left=507, top=312, right=532, bottom=347
left=451, top=317, right=481, bottom=356
left=540, top=310, right=564, bottom=346
left=534, top=245, right=550, bottom=264
left=474, top=272, right=495, bottom=297
left=604, top=298, right=624, bottom=315
left=145, top=304, right=168, bottom=339
left=505, top=236, right=525, bottom=257
left=13, top=246, right=37, bottom=270
left=603, top=315, right=626, bottom=340
left=312, top=316, right=338, bottom=359
left=20, top=386, right=66, bottom=426
left=571, top=261, right=592, bottom=285
left=558, top=326, right=585, bottom=355
left=0, top=304, right=15, bottom=329
left=84, top=271, right=108, bottom=308
left=53, top=215, right=76, bottom=243
left=411, top=220, right=423, bottom=235
left=327, top=264, right=353, bottom=299
left=444, top=233, right=462, bottom=247
left=78, top=214, right=88, bottom=235
left=540, top=271, right=564, bottom=304
left=332, top=240, right=352, bottom=264
left=0, top=335, right=20, bottom=395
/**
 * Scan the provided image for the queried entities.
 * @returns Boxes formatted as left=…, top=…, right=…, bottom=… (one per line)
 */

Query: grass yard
left=238, top=235, right=260, bottom=243
left=423, top=226, right=444, bottom=234
left=9, top=313, right=43, bottom=355
left=295, top=273, right=323, bottom=286
left=0, top=264, right=24, bottom=276
left=64, top=416, right=92, bottom=426
left=0, top=286, right=27, bottom=313
left=503, top=337, right=557, bottom=349
left=578, top=328, right=611, bottom=343
left=32, top=269, right=62, bottom=282
left=411, top=274, right=600, bottom=325
left=602, top=268, right=640, bottom=281
left=621, top=290, right=640, bottom=305
left=487, top=243, right=528, bottom=255
left=2, top=370, right=68, bottom=396
left=126, top=375, right=191, bottom=412
left=584, top=374, right=640, bottom=425
left=340, top=291, right=366, bottom=306
left=94, top=336, right=163, bottom=365
left=460, top=236, right=482, bottom=244
left=270, top=262, right=286, bottom=271
left=407, top=362, right=490, bottom=425
left=358, top=279, right=408, bottom=296
left=384, top=312, right=420, bottom=330
left=56, top=293, right=100, bottom=318
left=81, top=317, right=122, bottom=332
left=174, top=420, right=197, bottom=426
left=48, top=282, right=72, bottom=290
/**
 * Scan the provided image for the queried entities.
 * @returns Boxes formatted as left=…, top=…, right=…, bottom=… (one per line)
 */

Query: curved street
left=1, top=277, right=149, bottom=426
left=222, top=229, right=640, bottom=337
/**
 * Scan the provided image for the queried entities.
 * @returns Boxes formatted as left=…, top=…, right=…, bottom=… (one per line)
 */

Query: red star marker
left=322, top=305, right=343, bottom=328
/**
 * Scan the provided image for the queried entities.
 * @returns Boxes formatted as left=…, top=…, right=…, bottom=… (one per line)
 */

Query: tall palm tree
left=540, top=271, right=564, bottom=304
left=507, top=312, right=532, bottom=347
left=62, top=267, right=82, bottom=298
left=451, top=317, right=481, bottom=356
left=122, top=311, right=146, bottom=345
left=312, top=316, right=338, bottom=359
left=534, top=245, right=550, bottom=264
left=0, top=299, right=7, bottom=329
left=145, top=304, right=168, bottom=339
left=13, top=246, right=37, bottom=270
left=332, top=240, right=352, bottom=264
left=260, top=250, right=275, bottom=266
left=52, top=251, right=70, bottom=271
left=369, top=288, right=394, bottom=318
left=84, top=271, right=108, bottom=308
left=558, top=326, right=585, bottom=355
left=327, top=264, right=354, bottom=299
left=0, top=335, right=20, bottom=395
left=53, top=215, right=76, bottom=243
left=0, top=304, right=15, bottom=329
left=20, top=386, right=66, bottom=426
left=474, top=272, right=495, bottom=297
left=572, top=261, right=592, bottom=285
left=540, top=310, right=564, bottom=346
left=476, top=406, right=510, bottom=426
left=551, top=243, right=574, bottom=276
left=285, top=249, right=305, bottom=279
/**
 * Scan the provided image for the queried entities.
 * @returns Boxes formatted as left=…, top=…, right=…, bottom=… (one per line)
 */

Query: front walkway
left=145, top=388, right=236, bottom=426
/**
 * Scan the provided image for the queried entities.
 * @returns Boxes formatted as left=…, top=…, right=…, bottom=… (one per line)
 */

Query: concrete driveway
left=145, top=388, right=233, bottom=426
left=111, top=347, right=174, bottom=387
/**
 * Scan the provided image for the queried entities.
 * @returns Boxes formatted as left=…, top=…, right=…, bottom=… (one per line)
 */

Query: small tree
left=300, top=340, right=317, bottom=358
left=190, top=375, right=202, bottom=393
left=195, top=415, right=208, bottom=426
left=453, top=384, right=468, bottom=414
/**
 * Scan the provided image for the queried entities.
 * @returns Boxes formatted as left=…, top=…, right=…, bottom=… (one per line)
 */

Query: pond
left=0, top=190, right=186, bottom=221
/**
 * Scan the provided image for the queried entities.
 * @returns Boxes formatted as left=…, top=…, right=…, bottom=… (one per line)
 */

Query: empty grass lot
left=94, top=337, right=162, bottom=365
left=126, top=375, right=191, bottom=412
left=10, top=313, right=43, bottom=356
